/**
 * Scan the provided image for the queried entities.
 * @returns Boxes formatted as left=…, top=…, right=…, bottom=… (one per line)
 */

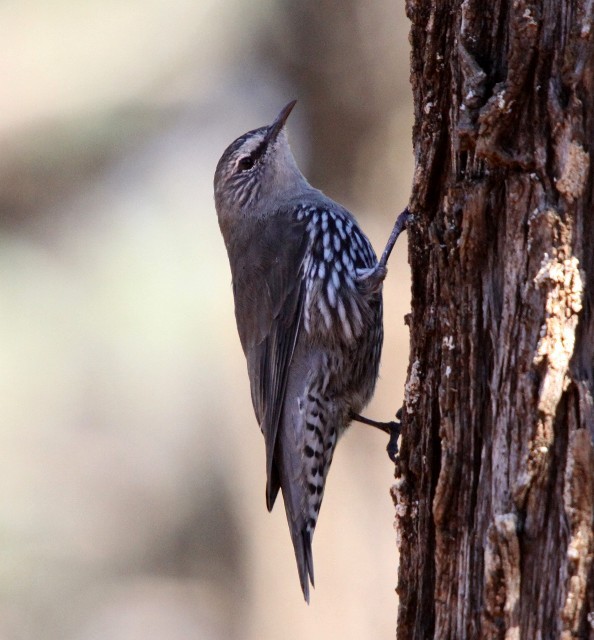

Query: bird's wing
left=230, top=209, right=309, bottom=510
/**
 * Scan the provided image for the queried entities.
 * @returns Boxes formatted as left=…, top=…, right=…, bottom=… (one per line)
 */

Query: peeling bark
left=394, top=1, right=594, bottom=638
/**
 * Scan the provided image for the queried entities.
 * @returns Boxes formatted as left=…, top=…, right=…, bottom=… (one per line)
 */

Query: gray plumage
left=214, top=101, right=385, bottom=602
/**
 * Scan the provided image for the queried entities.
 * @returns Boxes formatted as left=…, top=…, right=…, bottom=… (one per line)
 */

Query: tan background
left=0, top=2, right=413, bottom=638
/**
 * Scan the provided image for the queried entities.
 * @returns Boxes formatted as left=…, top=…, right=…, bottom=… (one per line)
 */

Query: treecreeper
left=214, top=101, right=409, bottom=601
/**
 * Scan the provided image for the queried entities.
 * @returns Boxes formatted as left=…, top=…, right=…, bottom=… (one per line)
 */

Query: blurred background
left=0, top=1, right=413, bottom=639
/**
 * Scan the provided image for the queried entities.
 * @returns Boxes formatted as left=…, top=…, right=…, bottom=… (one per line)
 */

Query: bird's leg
left=352, top=209, right=411, bottom=458
left=350, top=409, right=402, bottom=462
left=378, top=207, right=411, bottom=270
left=356, top=208, right=412, bottom=293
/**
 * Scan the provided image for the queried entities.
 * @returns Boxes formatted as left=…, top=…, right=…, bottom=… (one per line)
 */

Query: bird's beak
left=265, top=100, right=297, bottom=145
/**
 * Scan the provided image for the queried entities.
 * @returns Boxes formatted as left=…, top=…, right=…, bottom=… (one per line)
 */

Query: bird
left=214, top=101, right=408, bottom=602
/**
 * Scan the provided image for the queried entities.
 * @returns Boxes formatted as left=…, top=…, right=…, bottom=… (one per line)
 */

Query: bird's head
left=214, top=101, right=307, bottom=231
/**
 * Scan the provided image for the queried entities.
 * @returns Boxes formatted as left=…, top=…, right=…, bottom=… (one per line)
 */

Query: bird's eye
left=237, top=156, right=255, bottom=172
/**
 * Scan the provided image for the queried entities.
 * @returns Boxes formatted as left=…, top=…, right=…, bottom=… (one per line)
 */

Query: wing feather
left=229, top=209, right=309, bottom=510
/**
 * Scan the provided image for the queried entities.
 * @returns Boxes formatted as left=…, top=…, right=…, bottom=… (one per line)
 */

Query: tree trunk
left=394, top=1, right=594, bottom=638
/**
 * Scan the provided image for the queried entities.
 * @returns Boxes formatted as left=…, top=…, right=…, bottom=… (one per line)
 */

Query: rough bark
left=394, top=1, right=594, bottom=638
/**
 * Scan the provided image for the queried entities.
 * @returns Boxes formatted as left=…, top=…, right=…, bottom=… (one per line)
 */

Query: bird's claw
left=386, top=419, right=401, bottom=463
left=350, top=408, right=403, bottom=462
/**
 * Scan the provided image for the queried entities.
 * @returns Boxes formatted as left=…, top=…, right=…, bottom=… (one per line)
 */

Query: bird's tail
left=290, top=521, right=315, bottom=603
left=280, top=499, right=315, bottom=602
left=276, top=431, right=316, bottom=602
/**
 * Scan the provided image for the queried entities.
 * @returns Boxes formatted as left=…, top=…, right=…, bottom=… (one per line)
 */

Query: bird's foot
left=356, top=208, right=411, bottom=295
left=386, top=421, right=401, bottom=463
left=350, top=410, right=402, bottom=463
left=378, top=207, right=412, bottom=270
